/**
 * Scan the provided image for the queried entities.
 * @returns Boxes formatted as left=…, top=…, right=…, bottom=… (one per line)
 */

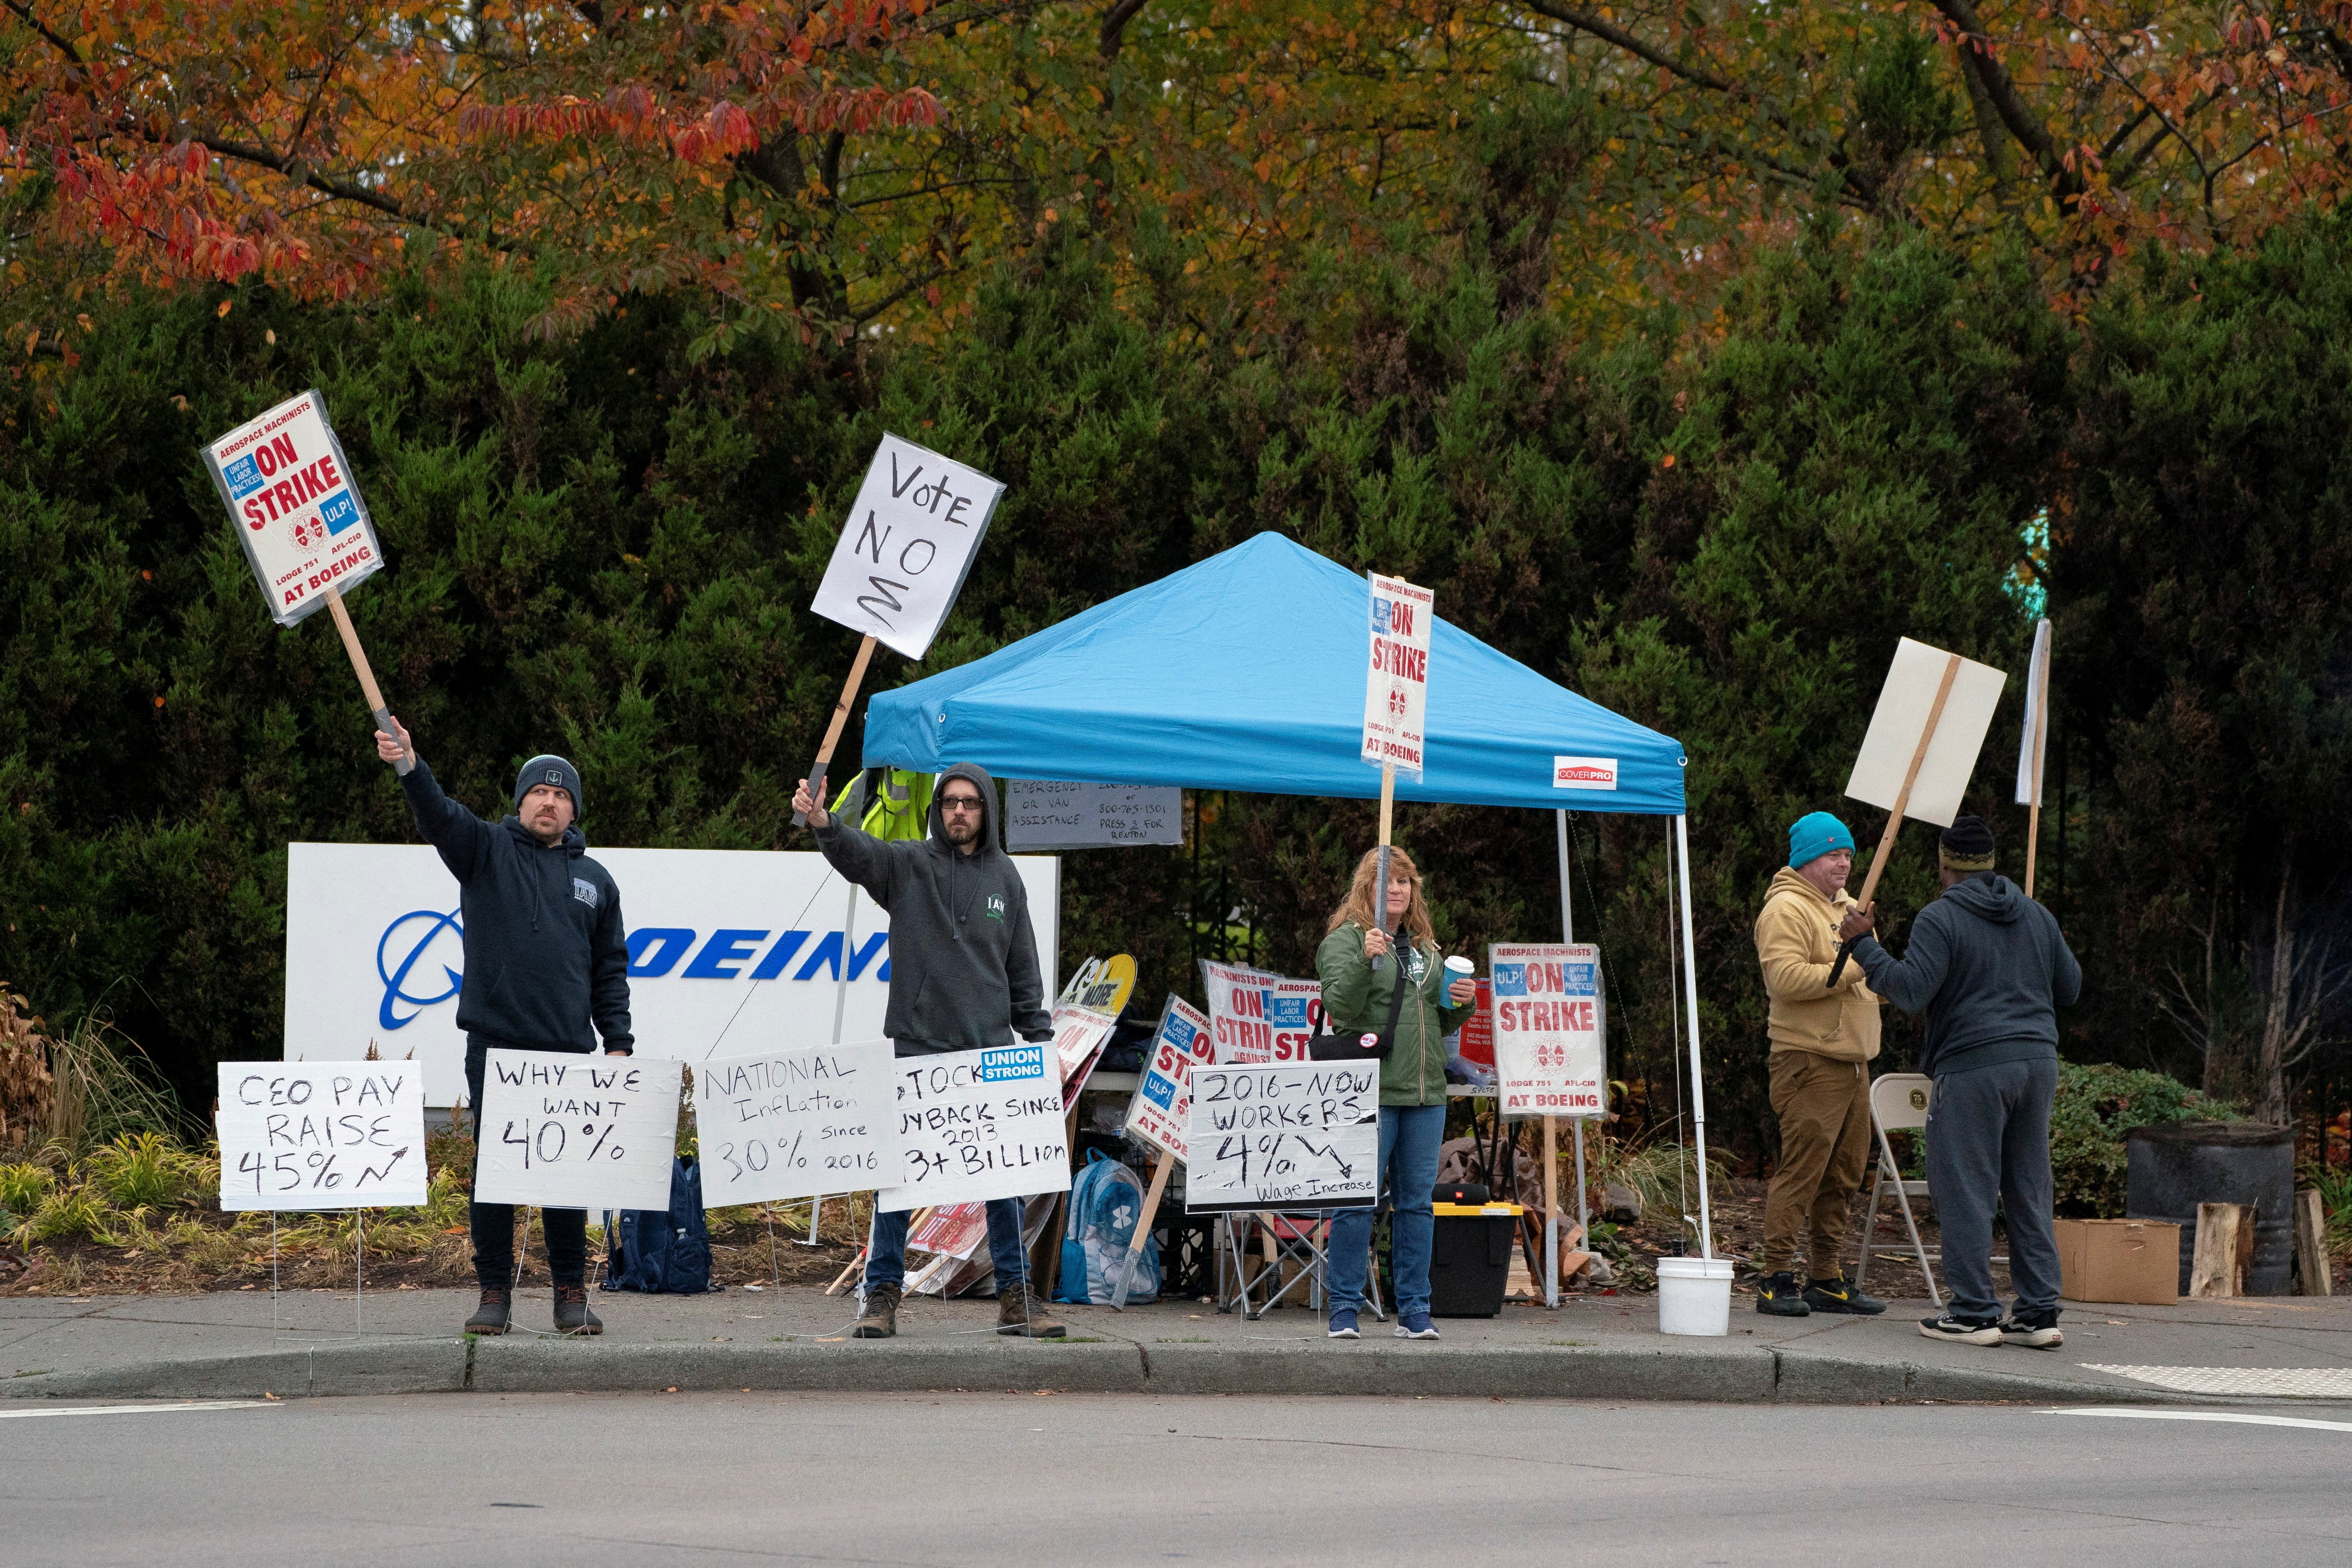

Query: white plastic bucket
left=1655, top=1256, right=1735, bottom=1336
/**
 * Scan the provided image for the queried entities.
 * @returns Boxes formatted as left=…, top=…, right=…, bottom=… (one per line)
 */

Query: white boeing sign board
left=808, top=433, right=1005, bottom=660
left=199, top=389, right=386, bottom=626
left=283, top=843, right=1059, bottom=1107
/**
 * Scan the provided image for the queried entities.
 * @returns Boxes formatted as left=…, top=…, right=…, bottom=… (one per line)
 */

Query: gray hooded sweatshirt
left=810, top=762, right=1053, bottom=1055
left=1853, top=872, right=2082, bottom=1078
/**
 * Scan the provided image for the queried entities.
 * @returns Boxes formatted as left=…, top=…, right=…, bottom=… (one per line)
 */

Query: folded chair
left=1855, top=1073, right=1943, bottom=1308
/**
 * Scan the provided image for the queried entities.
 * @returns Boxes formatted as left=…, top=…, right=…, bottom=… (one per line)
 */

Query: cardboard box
left=2057, top=1218, right=2181, bottom=1305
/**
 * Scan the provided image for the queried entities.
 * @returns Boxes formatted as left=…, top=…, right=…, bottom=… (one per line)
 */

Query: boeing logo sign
left=371, top=911, right=897, bottom=1033
left=290, top=843, right=1058, bottom=1107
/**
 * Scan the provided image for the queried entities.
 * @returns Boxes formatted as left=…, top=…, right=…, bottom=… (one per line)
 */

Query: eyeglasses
left=940, top=795, right=984, bottom=812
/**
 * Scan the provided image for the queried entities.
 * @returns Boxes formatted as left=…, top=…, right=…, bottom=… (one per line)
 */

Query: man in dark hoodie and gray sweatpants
left=793, top=762, right=1062, bottom=1340
left=1839, top=814, right=2081, bottom=1348
left=376, top=719, right=633, bottom=1338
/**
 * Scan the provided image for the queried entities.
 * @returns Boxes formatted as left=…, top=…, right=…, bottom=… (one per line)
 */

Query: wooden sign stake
left=1829, top=652, right=1961, bottom=988
left=324, top=584, right=411, bottom=776
left=2024, top=638, right=2051, bottom=899
left=1110, top=1151, right=1174, bottom=1310
left=1372, top=761, right=1396, bottom=969
left=796, top=632, right=879, bottom=827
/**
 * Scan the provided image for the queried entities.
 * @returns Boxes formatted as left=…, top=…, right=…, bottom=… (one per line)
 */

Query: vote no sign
left=200, top=389, right=386, bottom=627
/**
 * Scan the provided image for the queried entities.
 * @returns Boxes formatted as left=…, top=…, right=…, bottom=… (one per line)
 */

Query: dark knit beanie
left=1938, top=813, right=1995, bottom=872
left=514, top=755, right=584, bottom=819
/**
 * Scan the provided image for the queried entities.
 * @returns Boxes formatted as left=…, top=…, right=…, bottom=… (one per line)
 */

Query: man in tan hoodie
left=1751, top=811, right=1887, bottom=1317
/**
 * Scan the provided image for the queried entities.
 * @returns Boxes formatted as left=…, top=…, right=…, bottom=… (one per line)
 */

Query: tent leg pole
left=1674, top=814, right=1714, bottom=1260
left=831, top=879, right=857, bottom=1046
left=1549, top=808, right=1574, bottom=1308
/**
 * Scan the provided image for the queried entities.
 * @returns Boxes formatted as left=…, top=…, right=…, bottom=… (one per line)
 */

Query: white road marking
left=2045, top=1407, right=2352, bottom=1433
left=0, top=1400, right=281, bottom=1421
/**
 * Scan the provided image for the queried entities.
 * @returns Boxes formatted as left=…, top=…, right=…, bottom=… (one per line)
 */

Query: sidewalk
left=12, top=1283, right=2352, bottom=1403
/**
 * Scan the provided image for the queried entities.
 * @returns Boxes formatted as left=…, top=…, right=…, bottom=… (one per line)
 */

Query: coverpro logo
left=1552, top=755, right=1619, bottom=791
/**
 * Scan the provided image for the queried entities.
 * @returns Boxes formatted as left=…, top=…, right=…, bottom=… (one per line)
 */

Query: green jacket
left=1316, top=921, right=1474, bottom=1107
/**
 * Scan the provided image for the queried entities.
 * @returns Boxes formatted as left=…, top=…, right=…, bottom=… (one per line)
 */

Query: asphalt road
left=7, top=1392, right=2351, bottom=1566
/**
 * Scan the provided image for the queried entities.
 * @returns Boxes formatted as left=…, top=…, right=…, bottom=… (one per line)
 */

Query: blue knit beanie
left=514, top=755, right=584, bottom=820
left=1787, top=811, right=1854, bottom=869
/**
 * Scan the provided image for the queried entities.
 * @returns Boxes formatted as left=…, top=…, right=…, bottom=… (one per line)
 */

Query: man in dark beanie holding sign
left=375, top=719, right=634, bottom=1337
left=1839, top=814, right=2081, bottom=1349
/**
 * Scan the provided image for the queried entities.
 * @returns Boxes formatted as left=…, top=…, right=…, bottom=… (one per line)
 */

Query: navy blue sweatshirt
left=811, top=761, right=1052, bottom=1055
left=399, top=760, right=634, bottom=1055
left=1854, top=872, right=2080, bottom=1078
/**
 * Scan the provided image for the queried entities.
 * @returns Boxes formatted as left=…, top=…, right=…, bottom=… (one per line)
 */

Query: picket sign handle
left=1372, top=761, right=1396, bottom=972
left=795, top=633, right=879, bottom=827
left=2024, top=638, right=2051, bottom=899
left=1829, top=651, right=1962, bottom=988
left=326, top=585, right=411, bottom=776
left=1110, top=1151, right=1174, bottom=1311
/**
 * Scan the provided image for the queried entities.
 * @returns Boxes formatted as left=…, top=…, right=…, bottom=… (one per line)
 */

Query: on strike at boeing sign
left=1361, top=571, right=1434, bottom=778
left=215, top=1062, right=426, bottom=1210
left=1124, top=994, right=1213, bottom=1159
left=283, top=843, right=1057, bottom=1107
left=877, top=1043, right=1073, bottom=1212
left=695, top=1040, right=896, bottom=1209
left=1489, top=942, right=1606, bottom=1118
left=472, top=1049, right=681, bottom=1212
left=201, top=389, right=384, bottom=626
left=809, top=432, right=1006, bottom=660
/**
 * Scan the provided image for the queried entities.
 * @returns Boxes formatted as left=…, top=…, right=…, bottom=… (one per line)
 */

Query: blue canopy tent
left=857, top=532, right=1719, bottom=1275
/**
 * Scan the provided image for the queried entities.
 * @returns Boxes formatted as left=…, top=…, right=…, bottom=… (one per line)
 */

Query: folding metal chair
left=1213, top=1211, right=1389, bottom=1321
left=1855, top=1073, right=1943, bottom=1307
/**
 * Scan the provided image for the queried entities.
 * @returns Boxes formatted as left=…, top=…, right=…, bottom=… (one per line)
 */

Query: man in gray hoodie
left=793, top=762, right=1062, bottom=1340
left=1839, top=814, right=2082, bottom=1348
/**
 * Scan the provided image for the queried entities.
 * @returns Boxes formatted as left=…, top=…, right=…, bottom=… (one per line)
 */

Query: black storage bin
left=1428, top=1201, right=1521, bottom=1317
left=2125, top=1121, right=2296, bottom=1295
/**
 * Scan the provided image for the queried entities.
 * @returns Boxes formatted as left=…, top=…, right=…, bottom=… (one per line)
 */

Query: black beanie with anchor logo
left=514, top=755, right=585, bottom=820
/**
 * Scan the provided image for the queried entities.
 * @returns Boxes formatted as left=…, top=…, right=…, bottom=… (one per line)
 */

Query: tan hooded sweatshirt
left=1754, top=866, right=1882, bottom=1061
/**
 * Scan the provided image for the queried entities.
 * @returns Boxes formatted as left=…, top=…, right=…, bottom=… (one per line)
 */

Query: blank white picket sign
left=875, top=1042, right=1073, bottom=1213
left=695, top=1040, right=896, bottom=1209
left=215, top=1062, right=426, bottom=1211
left=473, top=1051, right=680, bottom=1211
left=1182, top=1062, right=1380, bottom=1212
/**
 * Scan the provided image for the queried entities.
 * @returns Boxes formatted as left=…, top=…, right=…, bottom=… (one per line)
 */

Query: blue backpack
left=601, top=1156, right=719, bottom=1295
left=1053, top=1151, right=1159, bottom=1305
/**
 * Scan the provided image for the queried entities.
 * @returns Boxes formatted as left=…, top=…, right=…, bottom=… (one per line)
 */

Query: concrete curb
left=1, top=1334, right=2186, bottom=1405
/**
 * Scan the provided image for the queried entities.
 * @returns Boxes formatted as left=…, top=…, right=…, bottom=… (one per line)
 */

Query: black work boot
left=553, top=1283, right=603, bottom=1336
left=996, top=1283, right=1067, bottom=1338
left=854, top=1283, right=902, bottom=1339
left=464, top=1288, right=512, bottom=1335
left=1803, top=1272, right=1887, bottom=1315
left=1754, top=1271, right=1811, bottom=1317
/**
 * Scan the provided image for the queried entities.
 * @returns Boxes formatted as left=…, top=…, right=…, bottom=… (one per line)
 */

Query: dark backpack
left=601, top=1156, right=720, bottom=1295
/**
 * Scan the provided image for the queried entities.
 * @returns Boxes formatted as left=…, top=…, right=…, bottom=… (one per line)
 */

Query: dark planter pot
left=2124, top=1121, right=2296, bottom=1295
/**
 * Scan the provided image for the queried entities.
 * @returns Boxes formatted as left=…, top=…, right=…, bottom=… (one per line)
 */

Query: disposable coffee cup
left=1444, top=956, right=1474, bottom=980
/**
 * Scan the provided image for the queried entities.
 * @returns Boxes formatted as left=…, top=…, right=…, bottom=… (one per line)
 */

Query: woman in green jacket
left=1316, top=846, right=1475, bottom=1340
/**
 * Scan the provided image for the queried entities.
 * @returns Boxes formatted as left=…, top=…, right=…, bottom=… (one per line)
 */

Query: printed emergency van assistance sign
left=1361, top=572, right=1433, bottom=778
left=201, top=389, right=385, bottom=626
left=1489, top=942, right=1606, bottom=1118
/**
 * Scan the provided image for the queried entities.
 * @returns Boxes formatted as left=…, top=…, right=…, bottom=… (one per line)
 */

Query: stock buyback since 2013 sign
left=877, top=1042, right=1073, bottom=1212
left=201, top=389, right=385, bottom=627
left=1488, top=943, right=1606, bottom=1119
left=214, top=1062, right=427, bottom=1211
left=284, top=843, right=1058, bottom=1106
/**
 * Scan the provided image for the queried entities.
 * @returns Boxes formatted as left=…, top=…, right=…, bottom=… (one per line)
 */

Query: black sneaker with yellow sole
left=1802, top=1274, right=1887, bottom=1315
left=1754, top=1271, right=1811, bottom=1317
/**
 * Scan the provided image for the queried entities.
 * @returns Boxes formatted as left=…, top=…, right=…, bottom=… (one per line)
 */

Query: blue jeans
left=865, top=1198, right=1029, bottom=1293
left=1325, top=1102, right=1446, bottom=1317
